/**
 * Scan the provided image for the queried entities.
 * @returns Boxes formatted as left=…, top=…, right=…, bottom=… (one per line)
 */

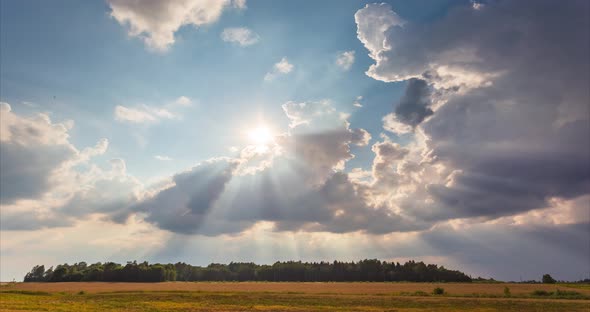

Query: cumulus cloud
left=114, top=96, right=193, bottom=124
left=280, top=100, right=371, bottom=183
left=354, top=3, right=404, bottom=64
left=0, top=103, right=76, bottom=204
left=108, top=0, right=243, bottom=51
left=336, top=51, right=355, bottom=70
left=221, top=27, right=259, bottom=46
left=355, top=0, right=590, bottom=223
left=0, top=102, right=141, bottom=230
left=264, top=57, right=294, bottom=81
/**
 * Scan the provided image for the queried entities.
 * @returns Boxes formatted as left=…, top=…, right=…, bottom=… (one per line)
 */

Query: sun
left=248, top=125, right=274, bottom=146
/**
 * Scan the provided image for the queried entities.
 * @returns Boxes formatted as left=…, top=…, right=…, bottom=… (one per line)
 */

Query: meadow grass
left=2, top=288, right=590, bottom=311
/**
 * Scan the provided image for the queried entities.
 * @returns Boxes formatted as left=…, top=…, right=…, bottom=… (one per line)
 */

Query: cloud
left=280, top=100, right=371, bottom=183
left=0, top=102, right=141, bottom=231
left=420, top=221, right=590, bottom=281
left=175, top=96, right=192, bottom=106
left=107, top=0, right=244, bottom=51
left=221, top=27, right=260, bottom=46
left=231, top=0, right=246, bottom=9
left=354, top=3, right=404, bottom=63
left=0, top=103, right=76, bottom=204
left=355, top=0, right=590, bottom=223
left=130, top=158, right=239, bottom=234
left=382, top=113, right=412, bottom=134
left=264, top=57, right=294, bottom=81
left=353, top=96, right=363, bottom=108
left=471, top=1, right=484, bottom=10
left=114, top=96, right=193, bottom=123
left=107, top=100, right=395, bottom=235
left=336, top=51, right=355, bottom=70
left=282, top=100, right=335, bottom=128
left=154, top=155, right=173, bottom=161
left=393, top=78, right=433, bottom=127
left=115, top=105, right=161, bottom=123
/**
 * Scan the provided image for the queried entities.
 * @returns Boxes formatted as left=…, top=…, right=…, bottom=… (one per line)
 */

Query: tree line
left=24, top=259, right=472, bottom=283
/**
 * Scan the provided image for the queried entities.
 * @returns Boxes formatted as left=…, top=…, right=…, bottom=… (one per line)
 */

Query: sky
left=0, top=0, right=588, bottom=282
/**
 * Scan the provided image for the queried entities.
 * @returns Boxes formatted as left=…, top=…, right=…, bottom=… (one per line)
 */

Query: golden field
left=1, top=282, right=589, bottom=311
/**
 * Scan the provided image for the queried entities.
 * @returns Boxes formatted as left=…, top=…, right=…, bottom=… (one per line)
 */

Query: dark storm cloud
left=0, top=143, right=73, bottom=204
left=130, top=158, right=239, bottom=234
left=357, top=0, right=590, bottom=221
left=394, top=78, right=433, bottom=127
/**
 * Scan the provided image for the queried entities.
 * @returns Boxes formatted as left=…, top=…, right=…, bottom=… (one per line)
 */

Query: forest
left=23, top=260, right=473, bottom=283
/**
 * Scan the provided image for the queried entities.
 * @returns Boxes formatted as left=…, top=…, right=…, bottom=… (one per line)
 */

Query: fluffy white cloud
left=0, top=102, right=142, bottom=231
left=0, top=103, right=76, bottom=204
left=108, top=0, right=244, bottom=51
left=221, top=27, right=260, bottom=46
left=335, top=51, right=355, bottom=70
left=354, top=3, right=404, bottom=65
left=264, top=57, right=294, bottom=81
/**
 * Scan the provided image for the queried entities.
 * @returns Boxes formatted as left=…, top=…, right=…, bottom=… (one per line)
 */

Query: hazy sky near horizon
left=1, top=0, right=589, bottom=282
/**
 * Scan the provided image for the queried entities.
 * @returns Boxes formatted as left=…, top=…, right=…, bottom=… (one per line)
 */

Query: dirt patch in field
left=2, top=282, right=587, bottom=295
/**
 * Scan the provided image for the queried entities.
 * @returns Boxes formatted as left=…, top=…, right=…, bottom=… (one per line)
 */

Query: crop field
left=1, top=282, right=589, bottom=311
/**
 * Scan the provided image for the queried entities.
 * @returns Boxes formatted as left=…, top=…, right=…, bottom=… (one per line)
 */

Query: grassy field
left=1, top=282, right=589, bottom=311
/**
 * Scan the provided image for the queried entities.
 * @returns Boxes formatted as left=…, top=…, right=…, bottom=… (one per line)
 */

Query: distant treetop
left=24, top=259, right=472, bottom=283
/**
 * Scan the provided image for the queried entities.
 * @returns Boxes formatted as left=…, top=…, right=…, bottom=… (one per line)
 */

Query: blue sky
left=1, top=0, right=589, bottom=282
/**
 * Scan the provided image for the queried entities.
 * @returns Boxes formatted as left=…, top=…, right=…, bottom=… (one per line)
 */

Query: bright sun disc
left=248, top=126, right=273, bottom=146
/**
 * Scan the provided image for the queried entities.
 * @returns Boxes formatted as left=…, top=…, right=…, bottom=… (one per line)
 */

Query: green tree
left=542, top=274, right=556, bottom=284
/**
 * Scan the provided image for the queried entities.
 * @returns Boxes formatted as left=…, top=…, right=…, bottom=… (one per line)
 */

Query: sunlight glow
left=248, top=125, right=274, bottom=147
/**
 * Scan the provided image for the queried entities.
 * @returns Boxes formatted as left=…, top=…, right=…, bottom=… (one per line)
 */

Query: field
left=1, top=282, right=589, bottom=311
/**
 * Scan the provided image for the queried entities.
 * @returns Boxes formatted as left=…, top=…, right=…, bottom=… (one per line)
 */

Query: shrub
left=532, top=290, right=551, bottom=296
left=78, top=290, right=86, bottom=295
left=531, top=289, right=584, bottom=298
left=503, top=286, right=511, bottom=297
left=554, top=289, right=583, bottom=298
left=432, top=287, right=445, bottom=295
